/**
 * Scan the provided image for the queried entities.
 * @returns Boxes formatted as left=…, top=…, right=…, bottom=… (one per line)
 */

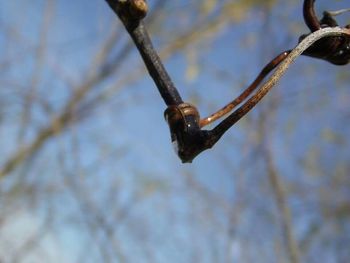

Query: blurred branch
left=11, top=214, right=52, bottom=263
left=265, top=146, right=300, bottom=263
left=0, top=26, right=131, bottom=179
left=258, top=72, right=300, bottom=262
left=18, top=0, right=55, bottom=142
left=55, top=134, right=141, bottom=262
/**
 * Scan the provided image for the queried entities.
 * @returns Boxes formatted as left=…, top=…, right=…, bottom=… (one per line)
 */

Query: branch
left=105, top=0, right=183, bottom=106
left=200, top=50, right=291, bottom=127
left=211, top=27, right=350, bottom=139
left=105, top=1, right=350, bottom=162
left=303, top=0, right=321, bottom=31
left=167, top=27, right=350, bottom=163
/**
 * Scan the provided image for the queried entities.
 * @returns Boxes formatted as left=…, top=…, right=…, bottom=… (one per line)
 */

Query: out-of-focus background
left=0, top=0, right=349, bottom=262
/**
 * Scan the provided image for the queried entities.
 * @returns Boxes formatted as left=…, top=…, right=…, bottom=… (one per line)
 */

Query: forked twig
left=106, top=0, right=350, bottom=163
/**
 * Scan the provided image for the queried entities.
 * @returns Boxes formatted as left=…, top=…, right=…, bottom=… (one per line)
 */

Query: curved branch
left=200, top=50, right=291, bottom=127
left=303, top=0, right=321, bottom=31
left=211, top=27, right=350, bottom=140
left=164, top=27, right=350, bottom=163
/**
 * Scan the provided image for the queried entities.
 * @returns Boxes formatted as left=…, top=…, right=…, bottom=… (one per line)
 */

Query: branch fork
left=106, top=0, right=350, bottom=163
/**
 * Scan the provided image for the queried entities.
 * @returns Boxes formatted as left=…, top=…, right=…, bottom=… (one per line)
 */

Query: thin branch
left=200, top=50, right=291, bottom=127
left=18, top=0, right=55, bottom=142
left=211, top=27, right=350, bottom=140
left=326, top=8, right=350, bottom=17
left=105, top=1, right=350, bottom=162
left=81, top=6, right=234, bottom=113
left=105, top=0, right=183, bottom=106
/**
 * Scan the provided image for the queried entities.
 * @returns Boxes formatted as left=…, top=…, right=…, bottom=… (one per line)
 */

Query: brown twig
left=105, top=0, right=183, bottom=106
left=303, top=0, right=321, bottom=31
left=211, top=27, right=350, bottom=140
left=105, top=0, right=350, bottom=163
left=200, top=51, right=291, bottom=127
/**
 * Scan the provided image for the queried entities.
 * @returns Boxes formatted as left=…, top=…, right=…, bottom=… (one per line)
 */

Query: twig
left=326, top=8, right=350, bottom=17
left=200, top=51, right=291, bottom=127
left=303, top=0, right=320, bottom=31
left=18, top=0, right=55, bottom=142
left=105, top=1, right=350, bottom=162
left=105, top=0, right=183, bottom=106
left=211, top=27, right=350, bottom=139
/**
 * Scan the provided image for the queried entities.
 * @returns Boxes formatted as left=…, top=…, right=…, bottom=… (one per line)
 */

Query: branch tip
left=129, top=0, right=148, bottom=20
